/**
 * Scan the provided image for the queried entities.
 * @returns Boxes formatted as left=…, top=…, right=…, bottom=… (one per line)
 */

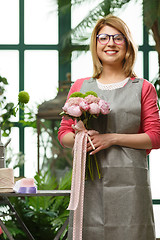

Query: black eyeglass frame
left=96, top=33, right=126, bottom=45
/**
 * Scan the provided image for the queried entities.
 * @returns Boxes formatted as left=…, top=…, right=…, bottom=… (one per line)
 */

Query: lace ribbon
left=67, top=120, right=90, bottom=240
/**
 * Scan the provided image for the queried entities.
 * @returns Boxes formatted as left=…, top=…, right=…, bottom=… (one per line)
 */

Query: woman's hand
left=87, top=132, right=115, bottom=155
left=87, top=131, right=152, bottom=155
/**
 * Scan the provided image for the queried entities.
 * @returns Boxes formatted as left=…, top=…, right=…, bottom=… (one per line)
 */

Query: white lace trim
left=96, top=78, right=129, bottom=90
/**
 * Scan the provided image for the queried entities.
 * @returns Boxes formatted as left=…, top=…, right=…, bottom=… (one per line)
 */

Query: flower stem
left=94, top=154, right=101, bottom=179
left=88, top=154, right=94, bottom=181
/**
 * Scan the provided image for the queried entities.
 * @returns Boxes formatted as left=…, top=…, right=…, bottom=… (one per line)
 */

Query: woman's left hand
left=87, top=131, right=153, bottom=155
left=87, top=132, right=115, bottom=155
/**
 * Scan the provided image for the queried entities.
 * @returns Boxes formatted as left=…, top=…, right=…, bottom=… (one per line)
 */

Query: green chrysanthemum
left=18, top=91, right=30, bottom=104
left=84, top=91, right=98, bottom=98
left=69, top=92, right=85, bottom=98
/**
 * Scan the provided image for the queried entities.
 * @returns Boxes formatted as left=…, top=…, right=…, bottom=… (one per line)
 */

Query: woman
left=58, top=15, right=160, bottom=240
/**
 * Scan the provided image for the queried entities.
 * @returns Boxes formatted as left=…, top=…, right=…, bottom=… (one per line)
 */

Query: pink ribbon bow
left=67, top=120, right=91, bottom=240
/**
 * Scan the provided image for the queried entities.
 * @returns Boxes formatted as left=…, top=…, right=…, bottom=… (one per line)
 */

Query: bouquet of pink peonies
left=61, top=91, right=110, bottom=121
left=60, top=91, right=110, bottom=180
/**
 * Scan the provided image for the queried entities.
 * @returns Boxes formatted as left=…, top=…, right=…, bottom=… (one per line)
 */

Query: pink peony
left=62, top=102, right=69, bottom=112
left=67, top=105, right=82, bottom=117
left=84, top=95, right=100, bottom=104
left=89, top=103, right=100, bottom=115
left=67, top=97, right=84, bottom=106
left=99, top=99, right=110, bottom=115
left=79, top=100, right=90, bottom=111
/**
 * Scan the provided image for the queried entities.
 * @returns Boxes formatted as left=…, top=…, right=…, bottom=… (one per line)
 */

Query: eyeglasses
left=97, top=33, right=125, bottom=45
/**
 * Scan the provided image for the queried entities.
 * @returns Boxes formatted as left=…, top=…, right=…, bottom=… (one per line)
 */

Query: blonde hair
left=90, top=15, right=138, bottom=78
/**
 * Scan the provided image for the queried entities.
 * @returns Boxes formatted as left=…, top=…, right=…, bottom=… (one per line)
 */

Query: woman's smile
left=104, top=50, right=118, bottom=55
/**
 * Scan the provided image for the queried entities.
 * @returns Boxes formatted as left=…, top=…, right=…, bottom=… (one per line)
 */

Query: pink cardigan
left=58, top=77, right=160, bottom=152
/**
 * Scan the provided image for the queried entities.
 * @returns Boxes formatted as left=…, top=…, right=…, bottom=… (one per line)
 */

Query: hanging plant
left=0, top=75, right=30, bottom=137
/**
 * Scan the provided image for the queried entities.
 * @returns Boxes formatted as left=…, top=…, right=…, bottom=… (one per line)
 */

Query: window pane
left=0, top=0, right=19, bottom=44
left=150, top=149, right=160, bottom=199
left=0, top=50, right=19, bottom=121
left=71, top=51, right=93, bottom=81
left=24, top=50, right=58, bottom=112
left=149, top=51, right=159, bottom=81
left=149, top=30, right=156, bottom=46
left=39, top=130, right=53, bottom=174
left=25, top=128, right=54, bottom=178
left=25, top=127, right=53, bottom=178
left=25, top=128, right=37, bottom=178
left=116, top=0, right=143, bottom=46
left=153, top=205, right=160, bottom=238
left=24, top=0, right=58, bottom=44
left=71, top=0, right=103, bottom=29
left=134, top=51, right=143, bottom=78
left=71, top=0, right=103, bottom=45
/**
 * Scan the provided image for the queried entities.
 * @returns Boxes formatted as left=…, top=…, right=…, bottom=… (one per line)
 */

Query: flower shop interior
left=0, top=0, right=160, bottom=239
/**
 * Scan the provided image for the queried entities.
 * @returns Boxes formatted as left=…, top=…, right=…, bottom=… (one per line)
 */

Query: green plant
left=0, top=75, right=30, bottom=137
left=51, top=170, right=71, bottom=238
left=0, top=75, right=15, bottom=136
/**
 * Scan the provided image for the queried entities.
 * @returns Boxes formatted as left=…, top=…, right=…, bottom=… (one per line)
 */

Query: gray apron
left=68, top=78, right=155, bottom=240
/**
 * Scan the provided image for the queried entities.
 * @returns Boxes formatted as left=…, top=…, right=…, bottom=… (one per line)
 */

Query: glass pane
left=24, top=50, right=58, bottom=112
left=5, top=127, right=19, bottom=177
left=24, top=0, right=58, bottom=44
left=115, top=0, right=143, bottom=46
left=134, top=51, right=143, bottom=78
left=25, top=127, right=54, bottom=178
left=149, top=51, right=159, bottom=81
left=71, top=51, right=93, bottom=82
left=25, top=127, right=37, bottom=178
left=0, top=0, right=19, bottom=44
left=71, top=0, right=103, bottom=45
left=71, top=0, right=103, bottom=29
left=0, top=50, right=19, bottom=122
left=153, top=205, right=160, bottom=238
left=149, top=30, right=156, bottom=46
left=39, top=130, right=53, bottom=174
left=150, top=149, right=160, bottom=199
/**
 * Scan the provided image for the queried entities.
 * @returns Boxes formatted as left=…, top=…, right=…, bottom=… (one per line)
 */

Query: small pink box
left=20, top=178, right=35, bottom=187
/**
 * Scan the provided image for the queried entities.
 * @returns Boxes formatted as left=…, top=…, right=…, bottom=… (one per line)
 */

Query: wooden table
left=0, top=190, right=71, bottom=240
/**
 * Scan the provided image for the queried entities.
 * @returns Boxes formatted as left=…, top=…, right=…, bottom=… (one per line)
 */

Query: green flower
left=69, top=92, right=85, bottom=98
left=84, top=91, right=98, bottom=97
left=18, top=91, right=30, bottom=104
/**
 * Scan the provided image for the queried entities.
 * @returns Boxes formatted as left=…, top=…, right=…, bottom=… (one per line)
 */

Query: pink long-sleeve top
left=58, top=77, right=160, bottom=153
